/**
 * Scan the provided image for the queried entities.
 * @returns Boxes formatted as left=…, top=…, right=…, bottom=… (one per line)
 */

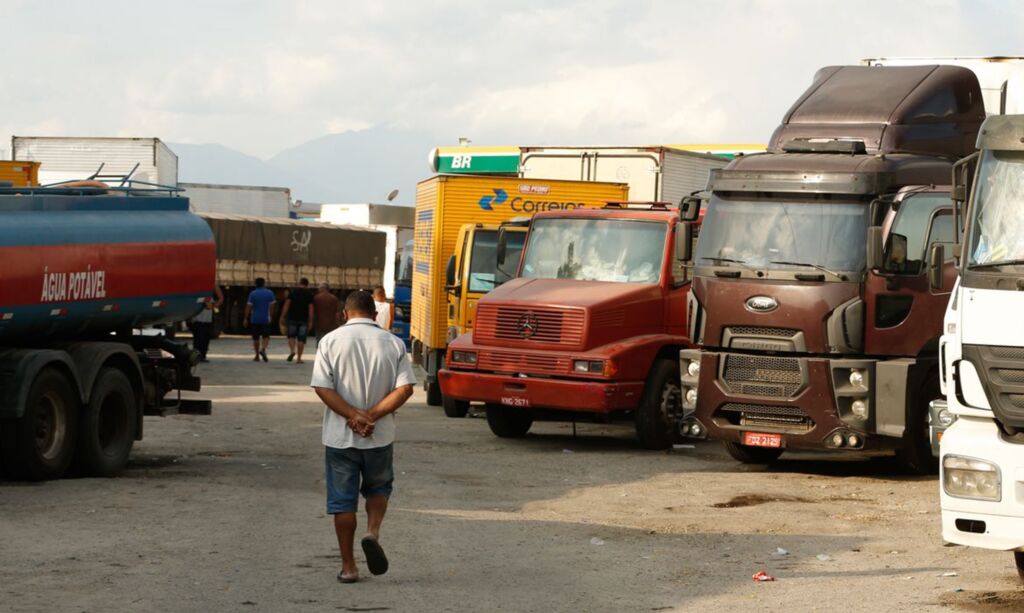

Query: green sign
left=430, top=147, right=520, bottom=174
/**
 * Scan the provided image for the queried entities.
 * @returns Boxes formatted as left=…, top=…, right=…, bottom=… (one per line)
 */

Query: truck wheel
left=0, top=368, right=79, bottom=480
left=75, top=368, right=137, bottom=477
left=426, top=380, right=443, bottom=407
left=228, top=299, right=244, bottom=334
left=723, top=441, right=783, bottom=464
left=1015, top=551, right=1024, bottom=582
left=635, top=358, right=682, bottom=450
left=897, top=373, right=940, bottom=474
left=485, top=403, right=533, bottom=438
left=443, top=395, right=469, bottom=418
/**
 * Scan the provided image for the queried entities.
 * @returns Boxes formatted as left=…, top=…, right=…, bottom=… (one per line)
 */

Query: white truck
left=518, top=146, right=728, bottom=203
left=180, top=182, right=293, bottom=218
left=11, top=136, right=178, bottom=186
left=318, top=203, right=415, bottom=298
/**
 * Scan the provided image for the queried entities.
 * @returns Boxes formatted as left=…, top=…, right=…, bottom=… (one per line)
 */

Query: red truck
left=438, top=203, right=698, bottom=448
left=678, top=65, right=982, bottom=471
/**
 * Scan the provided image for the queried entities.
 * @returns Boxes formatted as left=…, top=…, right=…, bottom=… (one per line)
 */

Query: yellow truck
left=412, top=174, right=629, bottom=405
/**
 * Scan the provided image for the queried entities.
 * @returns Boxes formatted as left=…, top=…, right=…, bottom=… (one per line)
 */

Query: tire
left=75, top=368, right=137, bottom=477
left=443, top=395, right=469, bottom=418
left=1015, top=551, right=1024, bottom=582
left=426, top=379, right=443, bottom=407
left=0, top=368, right=79, bottom=480
left=723, top=441, right=784, bottom=464
left=485, top=403, right=533, bottom=438
left=897, top=372, right=940, bottom=474
left=635, top=358, right=682, bottom=450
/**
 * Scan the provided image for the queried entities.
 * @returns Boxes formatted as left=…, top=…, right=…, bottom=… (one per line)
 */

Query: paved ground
left=2, top=337, right=1024, bottom=612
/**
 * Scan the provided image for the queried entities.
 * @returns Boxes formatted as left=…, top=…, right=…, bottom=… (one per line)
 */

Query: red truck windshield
left=519, top=218, right=666, bottom=283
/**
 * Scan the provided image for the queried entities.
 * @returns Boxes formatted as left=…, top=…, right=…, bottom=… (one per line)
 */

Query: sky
left=2, top=0, right=1022, bottom=159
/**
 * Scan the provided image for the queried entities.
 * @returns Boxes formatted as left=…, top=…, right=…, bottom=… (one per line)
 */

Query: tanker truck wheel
left=75, top=368, right=137, bottom=477
left=635, top=359, right=681, bottom=450
left=0, top=368, right=79, bottom=480
left=485, top=403, right=533, bottom=438
left=723, top=441, right=783, bottom=464
left=443, top=396, right=469, bottom=418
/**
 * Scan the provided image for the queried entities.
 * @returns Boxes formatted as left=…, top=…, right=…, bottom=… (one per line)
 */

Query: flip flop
left=361, top=536, right=389, bottom=576
left=337, top=570, right=359, bottom=584
left=287, top=352, right=295, bottom=362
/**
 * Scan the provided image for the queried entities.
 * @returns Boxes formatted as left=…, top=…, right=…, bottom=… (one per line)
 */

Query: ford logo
left=745, top=295, right=778, bottom=313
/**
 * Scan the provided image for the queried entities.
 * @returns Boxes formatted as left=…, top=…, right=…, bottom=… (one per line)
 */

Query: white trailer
left=180, top=182, right=292, bottom=218
left=518, top=146, right=728, bottom=203
left=318, top=203, right=414, bottom=297
left=11, top=136, right=177, bottom=186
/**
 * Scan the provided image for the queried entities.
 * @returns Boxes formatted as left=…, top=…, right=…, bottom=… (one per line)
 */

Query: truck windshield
left=520, top=218, right=665, bottom=283
left=696, top=196, right=869, bottom=273
left=397, top=239, right=413, bottom=285
left=968, top=150, right=1024, bottom=268
left=468, top=230, right=525, bottom=292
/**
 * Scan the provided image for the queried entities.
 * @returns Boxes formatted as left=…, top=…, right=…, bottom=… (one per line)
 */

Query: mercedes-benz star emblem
left=516, top=313, right=539, bottom=339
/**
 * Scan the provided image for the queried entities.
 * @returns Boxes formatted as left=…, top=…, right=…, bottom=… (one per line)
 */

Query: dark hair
left=255, top=277, right=266, bottom=288
left=300, top=277, right=309, bottom=287
left=344, top=290, right=376, bottom=316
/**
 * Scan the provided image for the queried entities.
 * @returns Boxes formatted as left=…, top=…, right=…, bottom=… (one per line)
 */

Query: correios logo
left=477, top=186, right=587, bottom=213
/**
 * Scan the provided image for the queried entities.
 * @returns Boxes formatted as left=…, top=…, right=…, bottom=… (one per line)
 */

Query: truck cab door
left=864, top=190, right=954, bottom=356
left=446, top=226, right=471, bottom=341
left=664, top=221, right=693, bottom=337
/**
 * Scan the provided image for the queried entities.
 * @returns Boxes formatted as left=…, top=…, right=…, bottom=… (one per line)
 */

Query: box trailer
left=0, top=161, right=39, bottom=186
left=181, top=182, right=292, bottom=218
left=318, top=203, right=415, bottom=298
left=11, top=136, right=177, bottom=186
left=518, top=146, right=728, bottom=203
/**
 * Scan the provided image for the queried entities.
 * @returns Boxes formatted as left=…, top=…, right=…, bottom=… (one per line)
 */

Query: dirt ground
left=2, top=338, right=1024, bottom=613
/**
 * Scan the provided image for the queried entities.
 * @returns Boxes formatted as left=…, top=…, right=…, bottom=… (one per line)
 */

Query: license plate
left=743, top=432, right=782, bottom=448
left=500, top=396, right=530, bottom=408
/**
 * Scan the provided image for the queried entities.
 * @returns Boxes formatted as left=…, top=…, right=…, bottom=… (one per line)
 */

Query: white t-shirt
left=310, top=318, right=417, bottom=449
left=374, top=300, right=392, bottom=331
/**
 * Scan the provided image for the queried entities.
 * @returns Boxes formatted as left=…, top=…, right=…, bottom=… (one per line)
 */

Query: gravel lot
left=2, top=338, right=1023, bottom=612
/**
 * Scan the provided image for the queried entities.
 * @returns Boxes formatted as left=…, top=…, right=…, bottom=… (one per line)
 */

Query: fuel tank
left=0, top=189, right=216, bottom=341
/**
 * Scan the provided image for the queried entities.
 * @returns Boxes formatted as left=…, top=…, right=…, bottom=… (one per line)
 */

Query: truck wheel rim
left=34, top=392, right=66, bottom=461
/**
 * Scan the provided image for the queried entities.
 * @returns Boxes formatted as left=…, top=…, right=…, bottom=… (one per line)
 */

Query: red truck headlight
left=451, top=350, right=477, bottom=365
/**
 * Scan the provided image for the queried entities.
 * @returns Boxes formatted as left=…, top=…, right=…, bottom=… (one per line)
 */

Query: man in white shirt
left=372, top=286, right=393, bottom=333
left=311, top=290, right=416, bottom=584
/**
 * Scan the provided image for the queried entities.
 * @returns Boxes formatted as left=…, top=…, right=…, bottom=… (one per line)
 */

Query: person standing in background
left=314, top=283, right=342, bottom=343
left=192, top=285, right=224, bottom=362
left=281, top=278, right=315, bottom=364
left=244, top=277, right=276, bottom=362
left=372, top=286, right=393, bottom=333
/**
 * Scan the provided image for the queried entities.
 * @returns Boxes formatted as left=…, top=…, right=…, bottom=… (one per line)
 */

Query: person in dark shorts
left=244, top=277, right=276, bottom=362
left=281, top=278, right=314, bottom=364
left=192, top=285, right=224, bottom=362
left=313, top=282, right=341, bottom=343
left=311, top=290, right=416, bottom=584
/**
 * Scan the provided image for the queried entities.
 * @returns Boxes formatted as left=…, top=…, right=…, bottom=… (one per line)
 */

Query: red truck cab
left=439, top=203, right=697, bottom=448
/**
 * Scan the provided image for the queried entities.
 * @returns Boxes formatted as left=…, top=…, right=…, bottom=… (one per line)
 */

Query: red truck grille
left=474, top=304, right=585, bottom=347
left=476, top=350, right=571, bottom=374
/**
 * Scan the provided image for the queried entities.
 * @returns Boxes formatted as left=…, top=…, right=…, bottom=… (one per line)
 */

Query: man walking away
left=313, top=283, right=341, bottom=343
left=311, top=290, right=416, bottom=584
left=192, top=285, right=224, bottom=362
left=244, top=277, right=276, bottom=362
left=372, top=286, right=393, bottom=333
left=281, top=277, right=315, bottom=363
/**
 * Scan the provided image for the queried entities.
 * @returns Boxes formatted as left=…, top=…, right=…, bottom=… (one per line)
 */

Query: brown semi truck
left=679, top=65, right=983, bottom=471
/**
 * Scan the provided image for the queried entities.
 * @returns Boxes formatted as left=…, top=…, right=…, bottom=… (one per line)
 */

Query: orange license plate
left=743, top=432, right=782, bottom=448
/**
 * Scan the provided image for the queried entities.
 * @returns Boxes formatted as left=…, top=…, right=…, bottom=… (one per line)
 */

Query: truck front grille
left=716, top=402, right=814, bottom=433
left=721, top=354, right=803, bottom=398
left=962, top=345, right=1024, bottom=429
left=476, top=350, right=570, bottom=375
left=474, top=304, right=585, bottom=347
left=725, top=326, right=798, bottom=338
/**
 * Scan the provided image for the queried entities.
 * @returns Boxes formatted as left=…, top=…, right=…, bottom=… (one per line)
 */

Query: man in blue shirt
left=244, top=277, right=276, bottom=362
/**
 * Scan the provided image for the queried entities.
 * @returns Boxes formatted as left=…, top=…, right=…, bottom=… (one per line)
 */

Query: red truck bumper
left=438, top=368, right=645, bottom=413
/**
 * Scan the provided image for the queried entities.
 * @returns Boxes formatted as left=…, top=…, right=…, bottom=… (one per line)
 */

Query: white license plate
left=500, top=396, right=530, bottom=408
left=743, top=432, right=782, bottom=448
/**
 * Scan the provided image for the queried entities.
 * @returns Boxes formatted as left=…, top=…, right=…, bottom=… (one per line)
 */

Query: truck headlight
left=573, top=359, right=604, bottom=373
left=850, top=399, right=868, bottom=419
left=686, top=360, right=700, bottom=377
left=451, top=350, right=477, bottom=365
left=936, top=407, right=956, bottom=427
left=943, top=455, right=1001, bottom=501
left=849, top=369, right=866, bottom=388
left=684, top=388, right=698, bottom=407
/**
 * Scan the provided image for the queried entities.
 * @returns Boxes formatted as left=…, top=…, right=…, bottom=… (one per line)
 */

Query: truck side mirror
left=679, top=195, right=701, bottom=222
left=445, top=254, right=457, bottom=287
left=496, top=227, right=507, bottom=266
left=866, top=226, right=884, bottom=270
left=929, top=243, right=945, bottom=290
left=675, top=223, right=693, bottom=262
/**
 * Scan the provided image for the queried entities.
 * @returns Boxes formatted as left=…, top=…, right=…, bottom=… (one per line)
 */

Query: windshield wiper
left=704, top=256, right=761, bottom=275
left=968, top=259, right=1024, bottom=270
left=770, top=260, right=848, bottom=281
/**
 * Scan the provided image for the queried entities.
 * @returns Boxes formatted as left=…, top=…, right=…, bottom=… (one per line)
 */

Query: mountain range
left=170, top=126, right=440, bottom=206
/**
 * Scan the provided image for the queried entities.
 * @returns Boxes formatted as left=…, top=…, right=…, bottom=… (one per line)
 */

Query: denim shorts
left=325, top=445, right=394, bottom=514
left=287, top=322, right=308, bottom=342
